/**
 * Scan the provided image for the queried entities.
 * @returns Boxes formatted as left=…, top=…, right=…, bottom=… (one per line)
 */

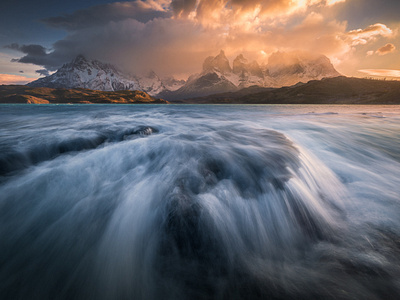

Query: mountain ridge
left=27, top=51, right=341, bottom=100
left=27, top=55, right=184, bottom=96
left=179, top=77, right=400, bottom=105
left=3, top=77, right=400, bottom=104
left=160, top=50, right=341, bottom=100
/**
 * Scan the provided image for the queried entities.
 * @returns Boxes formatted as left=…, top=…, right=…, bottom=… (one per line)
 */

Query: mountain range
left=5, top=76, right=400, bottom=105
left=27, top=55, right=185, bottom=96
left=160, top=50, right=340, bottom=100
left=27, top=51, right=341, bottom=100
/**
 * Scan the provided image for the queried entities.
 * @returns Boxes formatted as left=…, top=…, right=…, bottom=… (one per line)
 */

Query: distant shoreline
left=0, top=85, right=168, bottom=105
left=2, top=76, right=400, bottom=105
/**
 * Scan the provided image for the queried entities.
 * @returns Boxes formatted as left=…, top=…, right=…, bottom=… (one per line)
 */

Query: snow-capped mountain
left=28, top=55, right=185, bottom=96
left=135, top=71, right=165, bottom=95
left=160, top=50, right=239, bottom=100
left=266, top=51, right=341, bottom=87
left=28, top=55, right=139, bottom=91
left=162, top=50, right=341, bottom=100
left=28, top=51, right=340, bottom=100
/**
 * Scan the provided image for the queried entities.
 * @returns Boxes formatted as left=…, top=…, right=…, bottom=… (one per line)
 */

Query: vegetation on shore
left=0, top=85, right=168, bottom=104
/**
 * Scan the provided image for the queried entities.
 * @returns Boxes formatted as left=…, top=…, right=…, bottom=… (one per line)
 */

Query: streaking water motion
left=0, top=105, right=400, bottom=299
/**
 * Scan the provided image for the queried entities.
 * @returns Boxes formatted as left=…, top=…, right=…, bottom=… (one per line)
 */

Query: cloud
left=358, top=69, right=400, bottom=78
left=283, top=13, right=349, bottom=56
left=42, top=1, right=171, bottom=30
left=172, top=0, right=348, bottom=26
left=4, top=43, right=63, bottom=70
left=0, top=52, right=41, bottom=79
left=171, top=0, right=197, bottom=17
left=0, top=74, right=33, bottom=85
left=36, top=69, right=50, bottom=76
left=229, top=0, right=316, bottom=17
left=7, top=2, right=350, bottom=76
left=347, top=23, right=393, bottom=46
left=326, top=0, right=346, bottom=6
left=376, top=43, right=396, bottom=55
left=364, top=43, right=396, bottom=57
left=348, top=23, right=393, bottom=37
left=5, top=43, right=47, bottom=57
left=6, top=0, right=394, bottom=79
left=54, top=17, right=224, bottom=76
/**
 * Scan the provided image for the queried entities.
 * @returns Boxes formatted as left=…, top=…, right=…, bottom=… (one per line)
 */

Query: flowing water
left=1, top=104, right=400, bottom=299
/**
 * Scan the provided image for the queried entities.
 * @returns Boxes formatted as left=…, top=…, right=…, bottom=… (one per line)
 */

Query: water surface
left=1, top=104, right=400, bottom=299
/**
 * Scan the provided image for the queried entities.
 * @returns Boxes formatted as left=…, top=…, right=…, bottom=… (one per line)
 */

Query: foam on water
left=0, top=104, right=400, bottom=299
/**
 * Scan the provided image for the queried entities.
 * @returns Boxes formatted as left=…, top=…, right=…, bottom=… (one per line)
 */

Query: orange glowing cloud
left=358, top=69, right=400, bottom=78
left=326, top=0, right=346, bottom=6
left=347, top=23, right=393, bottom=46
left=0, top=74, right=34, bottom=85
left=172, top=0, right=349, bottom=28
left=376, top=43, right=396, bottom=55
left=7, top=0, right=397, bottom=79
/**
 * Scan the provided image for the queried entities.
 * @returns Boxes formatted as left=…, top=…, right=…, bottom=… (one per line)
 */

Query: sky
left=0, top=0, right=399, bottom=84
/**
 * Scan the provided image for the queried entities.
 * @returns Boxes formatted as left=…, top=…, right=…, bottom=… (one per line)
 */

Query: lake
left=1, top=104, right=400, bottom=299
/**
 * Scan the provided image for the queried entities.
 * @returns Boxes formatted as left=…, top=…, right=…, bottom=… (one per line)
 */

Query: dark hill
left=183, top=77, right=400, bottom=104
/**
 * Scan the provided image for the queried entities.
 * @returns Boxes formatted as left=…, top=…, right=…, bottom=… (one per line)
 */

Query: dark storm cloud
left=36, top=17, right=218, bottom=76
left=171, top=0, right=197, bottom=17
left=4, top=43, right=68, bottom=71
left=4, top=14, right=211, bottom=75
left=5, top=43, right=47, bottom=56
left=42, top=1, right=171, bottom=31
left=36, top=69, right=50, bottom=76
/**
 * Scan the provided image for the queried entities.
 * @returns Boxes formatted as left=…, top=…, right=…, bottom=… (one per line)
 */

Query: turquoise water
left=1, top=104, right=400, bottom=299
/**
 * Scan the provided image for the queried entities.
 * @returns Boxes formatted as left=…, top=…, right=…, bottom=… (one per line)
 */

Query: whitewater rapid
left=1, top=104, right=400, bottom=299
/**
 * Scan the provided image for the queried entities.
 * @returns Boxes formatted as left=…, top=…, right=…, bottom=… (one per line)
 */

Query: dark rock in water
left=0, top=125, right=158, bottom=177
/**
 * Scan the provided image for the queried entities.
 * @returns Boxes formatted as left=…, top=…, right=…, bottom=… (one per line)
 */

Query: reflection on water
left=1, top=104, right=400, bottom=299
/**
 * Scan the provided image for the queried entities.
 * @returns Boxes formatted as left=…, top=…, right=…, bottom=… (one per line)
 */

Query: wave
left=0, top=125, right=348, bottom=299
left=1, top=105, right=400, bottom=299
left=0, top=126, right=157, bottom=177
